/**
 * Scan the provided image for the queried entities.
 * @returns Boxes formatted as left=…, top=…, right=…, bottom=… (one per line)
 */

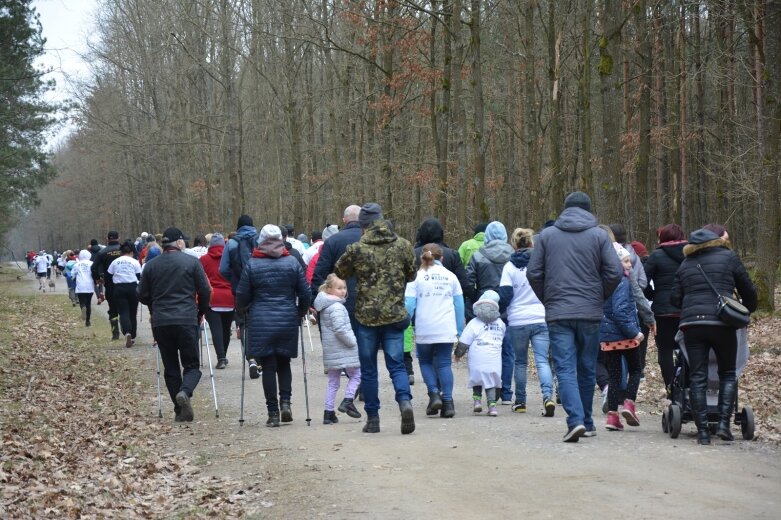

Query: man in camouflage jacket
left=335, top=203, right=417, bottom=435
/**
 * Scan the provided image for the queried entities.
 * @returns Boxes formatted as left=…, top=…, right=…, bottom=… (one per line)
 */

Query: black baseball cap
left=161, top=227, right=189, bottom=244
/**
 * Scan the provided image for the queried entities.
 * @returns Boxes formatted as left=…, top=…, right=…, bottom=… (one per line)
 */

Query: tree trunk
left=598, top=0, right=622, bottom=222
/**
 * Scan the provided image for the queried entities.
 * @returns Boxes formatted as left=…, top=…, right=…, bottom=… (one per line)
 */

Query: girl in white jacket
left=313, top=274, right=362, bottom=424
left=71, top=250, right=95, bottom=326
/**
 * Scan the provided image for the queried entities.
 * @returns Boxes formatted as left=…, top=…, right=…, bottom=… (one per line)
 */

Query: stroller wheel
left=668, top=404, right=682, bottom=439
left=662, top=410, right=669, bottom=433
left=741, top=407, right=755, bottom=440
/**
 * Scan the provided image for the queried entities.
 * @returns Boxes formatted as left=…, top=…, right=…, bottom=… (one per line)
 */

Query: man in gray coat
left=138, top=227, right=211, bottom=422
left=527, top=192, right=623, bottom=442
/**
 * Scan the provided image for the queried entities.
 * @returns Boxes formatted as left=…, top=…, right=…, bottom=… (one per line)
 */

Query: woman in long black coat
left=670, top=228, right=756, bottom=445
left=236, top=224, right=311, bottom=427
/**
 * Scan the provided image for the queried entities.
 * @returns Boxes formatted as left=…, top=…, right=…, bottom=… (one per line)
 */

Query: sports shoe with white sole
left=563, top=424, right=586, bottom=442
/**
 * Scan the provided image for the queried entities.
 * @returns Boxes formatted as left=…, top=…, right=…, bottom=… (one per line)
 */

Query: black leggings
left=604, top=347, right=642, bottom=412
left=205, top=309, right=234, bottom=360
left=260, top=354, right=292, bottom=412
left=77, top=293, right=93, bottom=321
left=113, top=283, right=138, bottom=338
left=683, top=325, right=737, bottom=393
left=655, top=316, right=680, bottom=388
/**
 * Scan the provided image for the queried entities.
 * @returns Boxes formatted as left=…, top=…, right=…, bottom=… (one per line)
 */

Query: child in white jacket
left=313, top=274, right=362, bottom=424
left=71, top=250, right=95, bottom=326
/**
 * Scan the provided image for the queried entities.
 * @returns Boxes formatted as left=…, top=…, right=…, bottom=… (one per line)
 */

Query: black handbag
left=697, top=264, right=751, bottom=328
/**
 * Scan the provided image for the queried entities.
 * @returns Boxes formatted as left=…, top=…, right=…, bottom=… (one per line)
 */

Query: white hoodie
left=72, top=250, right=95, bottom=294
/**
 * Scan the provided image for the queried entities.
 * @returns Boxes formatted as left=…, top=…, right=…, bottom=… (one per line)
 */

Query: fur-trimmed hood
left=683, top=228, right=728, bottom=257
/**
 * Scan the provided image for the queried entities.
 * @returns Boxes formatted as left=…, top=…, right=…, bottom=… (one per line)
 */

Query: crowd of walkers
left=33, top=191, right=757, bottom=444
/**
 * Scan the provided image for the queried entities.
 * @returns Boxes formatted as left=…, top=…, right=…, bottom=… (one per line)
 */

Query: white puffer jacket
left=313, top=292, right=359, bottom=372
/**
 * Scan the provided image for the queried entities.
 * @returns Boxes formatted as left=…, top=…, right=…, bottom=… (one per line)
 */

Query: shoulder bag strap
left=696, top=264, right=723, bottom=298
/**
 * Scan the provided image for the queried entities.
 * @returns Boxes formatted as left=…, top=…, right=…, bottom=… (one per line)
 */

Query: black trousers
left=105, top=283, right=118, bottom=322
left=683, top=325, right=737, bottom=406
left=113, top=283, right=138, bottom=338
left=77, top=293, right=93, bottom=321
left=259, top=354, right=292, bottom=413
left=604, top=347, right=642, bottom=412
left=655, top=316, right=680, bottom=388
left=205, top=308, right=234, bottom=360
left=154, top=324, right=202, bottom=413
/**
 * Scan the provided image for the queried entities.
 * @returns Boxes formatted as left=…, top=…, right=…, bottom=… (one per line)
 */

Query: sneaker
left=601, top=385, right=609, bottom=414
left=175, top=391, right=194, bottom=422
left=543, top=398, right=555, bottom=417
left=216, top=358, right=228, bottom=369
left=606, top=411, right=624, bottom=431
left=563, top=424, right=586, bottom=442
left=125, top=333, right=133, bottom=348
left=249, top=360, right=260, bottom=379
left=473, top=397, right=483, bottom=414
left=488, top=404, right=498, bottom=417
left=501, top=399, right=513, bottom=405
left=620, top=399, right=640, bottom=426
left=512, top=402, right=527, bottom=413
left=583, top=427, right=597, bottom=437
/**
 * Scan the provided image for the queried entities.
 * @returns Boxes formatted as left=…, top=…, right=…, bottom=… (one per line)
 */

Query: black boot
left=110, top=318, right=120, bottom=340
left=690, top=385, right=711, bottom=445
left=338, top=398, right=362, bottom=418
left=399, top=400, right=415, bottom=435
left=362, top=415, right=380, bottom=433
left=716, top=380, right=737, bottom=441
left=280, top=400, right=293, bottom=422
left=440, top=399, right=455, bottom=418
left=323, top=410, right=338, bottom=424
left=426, top=392, right=443, bottom=416
left=266, top=411, right=280, bottom=427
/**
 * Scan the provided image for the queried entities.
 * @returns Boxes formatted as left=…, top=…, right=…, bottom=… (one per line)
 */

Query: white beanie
left=258, top=224, right=282, bottom=244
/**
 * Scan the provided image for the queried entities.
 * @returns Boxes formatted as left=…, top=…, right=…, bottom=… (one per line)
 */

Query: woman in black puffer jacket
left=643, top=224, right=687, bottom=389
left=236, top=225, right=311, bottom=427
left=670, top=228, right=756, bottom=445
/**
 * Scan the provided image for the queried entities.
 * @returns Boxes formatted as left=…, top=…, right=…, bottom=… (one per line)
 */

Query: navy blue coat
left=311, top=221, right=362, bottom=315
left=600, top=275, right=640, bottom=342
left=235, top=254, right=311, bottom=359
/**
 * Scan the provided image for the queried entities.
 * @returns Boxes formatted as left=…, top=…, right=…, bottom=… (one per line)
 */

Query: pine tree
left=0, top=0, right=57, bottom=240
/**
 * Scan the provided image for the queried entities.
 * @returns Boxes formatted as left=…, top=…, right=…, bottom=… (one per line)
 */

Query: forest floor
left=2, top=262, right=781, bottom=519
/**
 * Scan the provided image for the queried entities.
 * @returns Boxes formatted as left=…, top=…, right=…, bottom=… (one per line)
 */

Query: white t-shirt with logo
left=459, top=316, right=505, bottom=388
left=107, top=256, right=142, bottom=284
left=499, top=261, right=546, bottom=327
left=405, top=264, right=462, bottom=344
left=34, top=255, right=49, bottom=274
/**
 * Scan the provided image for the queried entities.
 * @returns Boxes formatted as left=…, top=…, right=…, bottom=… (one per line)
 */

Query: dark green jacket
left=334, top=220, right=416, bottom=327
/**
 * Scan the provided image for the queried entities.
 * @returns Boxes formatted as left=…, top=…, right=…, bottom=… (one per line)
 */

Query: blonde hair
left=420, top=243, right=443, bottom=270
left=318, top=273, right=344, bottom=293
left=598, top=224, right=616, bottom=242
left=510, top=228, right=534, bottom=250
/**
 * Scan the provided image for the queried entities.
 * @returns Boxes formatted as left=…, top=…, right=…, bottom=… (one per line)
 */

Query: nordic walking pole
left=305, top=314, right=314, bottom=352
left=154, top=344, right=163, bottom=418
left=300, top=321, right=311, bottom=426
left=202, top=320, right=219, bottom=417
left=239, top=314, right=247, bottom=426
left=199, top=324, right=204, bottom=368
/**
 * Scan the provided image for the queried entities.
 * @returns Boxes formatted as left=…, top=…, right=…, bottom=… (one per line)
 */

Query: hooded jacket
left=313, top=292, right=360, bottom=371
left=643, top=241, right=686, bottom=316
left=334, top=220, right=416, bottom=327
left=527, top=207, right=623, bottom=322
left=670, top=229, right=757, bottom=328
left=218, top=225, right=258, bottom=293
left=200, top=245, right=234, bottom=309
left=413, top=218, right=469, bottom=293
left=234, top=238, right=311, bottom=359
left=72, top=250, right=95, bottom=294
left=465, top=238, right=513, bottom=303
left=458, top=232, right=485, bottom=267
left=600, top=274, right=641, bottom=342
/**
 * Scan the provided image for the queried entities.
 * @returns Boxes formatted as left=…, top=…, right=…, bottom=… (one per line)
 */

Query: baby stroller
left=662, top=328, right=754, bottom=440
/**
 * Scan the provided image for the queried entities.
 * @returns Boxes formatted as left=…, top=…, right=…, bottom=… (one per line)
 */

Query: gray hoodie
left=313, top=292, right=360, bottom=372
left=527, top=207, right=623, bottom=322
left=465, top=240, right=514, bottom=302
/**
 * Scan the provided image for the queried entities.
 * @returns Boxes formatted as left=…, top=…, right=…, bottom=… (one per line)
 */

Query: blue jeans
left=509, top=323, right=553, bottom=404
left=416, top=342, right=454, bottom=401
left=501, top=329, right=515, bottom=401
left=548, top=320, right=600, bottom=429
left=356, top=322, right=412, bottom=417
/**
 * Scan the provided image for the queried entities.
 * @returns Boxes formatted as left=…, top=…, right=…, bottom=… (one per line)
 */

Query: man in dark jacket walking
left=335, top=203, right=417, bottom=435
left=527, top=192, right=623, bottom=442
left=311, top=205, right=363, bottom=332
left=138, top=227, right=211, bottom=422
left=91, top=230, right=122, bottom=340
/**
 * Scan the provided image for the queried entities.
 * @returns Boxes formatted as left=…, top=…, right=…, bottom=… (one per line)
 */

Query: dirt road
left=35, top=274, right=781, bottom=519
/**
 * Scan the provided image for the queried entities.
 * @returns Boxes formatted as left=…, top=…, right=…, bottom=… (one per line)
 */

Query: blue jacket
left=218, top=225, right=258, bottom=293
left=235, top=247, right=311, bottom=359
left=600, top=275, right=640, bottom=342
left=527, top=207, right=623, bottom=322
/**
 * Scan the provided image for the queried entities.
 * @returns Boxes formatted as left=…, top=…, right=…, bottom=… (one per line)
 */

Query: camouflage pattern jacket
left=334, top=220, right=416, bottom=327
